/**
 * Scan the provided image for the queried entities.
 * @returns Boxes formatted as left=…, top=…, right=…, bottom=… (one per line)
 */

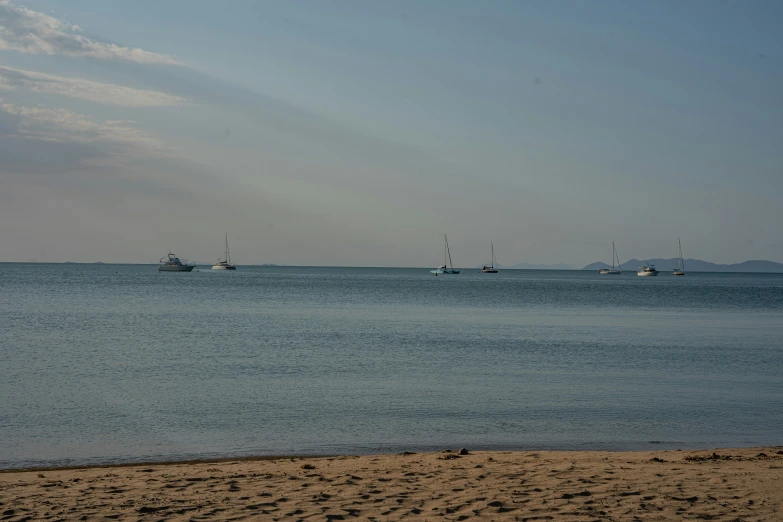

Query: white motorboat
left=637, top=264, right=659, bottom=276
left=158, top=252, right=195, bottom=272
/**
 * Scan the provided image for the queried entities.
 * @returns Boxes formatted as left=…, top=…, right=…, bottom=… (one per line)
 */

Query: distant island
left=480, top=258, right=783, bottom=272
left=6, top=260, right=782, bottom=272
left=583, top=258, right=783, bottom=273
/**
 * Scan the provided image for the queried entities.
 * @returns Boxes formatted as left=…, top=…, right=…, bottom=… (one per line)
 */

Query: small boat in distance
left=158, top=252, right=195, bottom=272
left=672, top=238, right=685, bottom=276
left=212, top=233, right=236, bottom=270
left=482, top=242, right=499, bottom=273
left=637, top=264, right=659, bottom=277
left=598, top=241, right=622, bottom=274
left=431, top=234, right=460, bottom=275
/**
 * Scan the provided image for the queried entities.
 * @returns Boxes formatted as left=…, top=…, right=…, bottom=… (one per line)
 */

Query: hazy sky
left=1, top=0, right=781, bottom=267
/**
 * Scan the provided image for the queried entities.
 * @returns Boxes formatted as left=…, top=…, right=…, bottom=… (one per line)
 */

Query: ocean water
left=1, top=264, right=782, bottom=469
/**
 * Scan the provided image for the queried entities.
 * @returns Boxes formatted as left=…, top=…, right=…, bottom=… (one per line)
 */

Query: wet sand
left=1, top=447, right=781, bottom=520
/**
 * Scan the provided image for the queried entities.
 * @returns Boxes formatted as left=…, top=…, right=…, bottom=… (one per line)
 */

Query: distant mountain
left=475, top=262, right=574, bottom=270
left=582, top=258, right=783, bottom=273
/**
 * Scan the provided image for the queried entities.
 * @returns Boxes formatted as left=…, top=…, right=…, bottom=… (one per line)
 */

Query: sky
left=1, top=0, right=781, bottom=267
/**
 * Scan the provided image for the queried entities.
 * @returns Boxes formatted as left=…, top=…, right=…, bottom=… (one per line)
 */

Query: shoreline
left=2, top=446, right=781, bottom=520
left=4, top=443, right=780, bottom=474
left=0, top=454, right=341, bottom=474
left=0, top=444, right=783, bottom=475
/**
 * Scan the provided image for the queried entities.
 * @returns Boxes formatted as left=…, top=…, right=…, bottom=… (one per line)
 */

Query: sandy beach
left=1, top=447, right=781, bottom=521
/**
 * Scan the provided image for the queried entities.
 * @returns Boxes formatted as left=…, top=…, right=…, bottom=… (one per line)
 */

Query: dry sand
left=1, top=447, right=781, bottom=521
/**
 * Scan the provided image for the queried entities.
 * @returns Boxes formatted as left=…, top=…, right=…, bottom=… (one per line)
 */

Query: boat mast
left=677, top=238, right=684, bottom=271
left=491, top=242, right=495, bottom=269
left=611, top=241, right=615, bottom=270
left=445, top=234, right=454, bottom=270
left=614, top=242, right=622, bottom=271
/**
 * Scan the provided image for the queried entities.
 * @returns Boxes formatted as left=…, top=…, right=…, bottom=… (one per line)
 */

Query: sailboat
left=212, top=233, right=237, bottom=270
left=482, top=242, right=499, bottom=273
left=598, top=241, right=622, bottom=274
left=672, top=238, right=685, bottom=276
left=431, top=234, right=460, bottom=275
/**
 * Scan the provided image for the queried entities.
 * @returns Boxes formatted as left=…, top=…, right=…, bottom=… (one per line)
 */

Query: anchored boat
left=637, top=264, right=659, bottom=277
left=599, top=241, right=622, bottom=274
left=158, top=252, right=195, bottom=272
left=431, top=234, right=460, bottom=275
left=212, top=233, right=237, bottom=270
left=482, top=242, right=499, bottom=273
left=672, top=238, right=685, bottom=276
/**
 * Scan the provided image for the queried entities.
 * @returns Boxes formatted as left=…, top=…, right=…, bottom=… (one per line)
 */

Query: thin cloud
left=1, top=101, right=165, bottom=151
left=0, top=66, right=187, bottom=106
left=0, top=71, right=12, bottom=90
left=0, top=0, right=178, bottom=64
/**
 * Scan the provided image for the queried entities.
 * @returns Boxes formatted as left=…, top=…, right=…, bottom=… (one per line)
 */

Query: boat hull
left=637, top=271, right=658, bottom=276
left=599, top=269, right=621, bottom=275
left=212, top=265, right=236, bottom=270
left=482, top=269, right=498, bottom=273
left=158, top=265, right=194, bottom=272
left=672, top=270, right=685, bottom=276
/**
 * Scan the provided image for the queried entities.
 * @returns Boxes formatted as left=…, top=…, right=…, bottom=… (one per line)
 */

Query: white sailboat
left=672, top=238, right=685, bottom=276
left=482, top=242, right=499, bottom=273
left=598, top=241, right=622, bottom=274
left=431, top=234, right=460, bottom=275
left=212, top=233, right=237, bottom=270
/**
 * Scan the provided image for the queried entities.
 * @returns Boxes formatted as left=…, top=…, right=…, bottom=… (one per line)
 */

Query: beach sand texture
left=1, top=447, right=781, bottom=521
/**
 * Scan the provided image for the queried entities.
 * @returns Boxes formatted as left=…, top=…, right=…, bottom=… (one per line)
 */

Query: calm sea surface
left=1, top=264, right=782, bottom=469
